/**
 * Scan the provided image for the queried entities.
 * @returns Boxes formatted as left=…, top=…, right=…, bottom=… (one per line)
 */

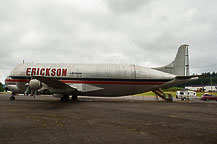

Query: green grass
left=136, top=91, right=176, bottom=97
left=136, top=91, right=157, bottom=96
left=0, top=92, right=11, bottom=95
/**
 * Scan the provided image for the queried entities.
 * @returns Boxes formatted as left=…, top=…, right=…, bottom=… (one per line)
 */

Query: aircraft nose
left=5, top=85, right=18, bottom=92
left=5, top=77, right=19, bottom=92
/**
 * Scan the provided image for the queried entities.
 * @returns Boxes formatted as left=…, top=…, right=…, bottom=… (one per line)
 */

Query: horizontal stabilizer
left=155, top=75, right=199, bottom=89
left=175, top=75, right=200, bottom=80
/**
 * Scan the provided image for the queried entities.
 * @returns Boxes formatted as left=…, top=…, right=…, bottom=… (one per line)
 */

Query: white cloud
left=0, top=0, right=217, bottom=83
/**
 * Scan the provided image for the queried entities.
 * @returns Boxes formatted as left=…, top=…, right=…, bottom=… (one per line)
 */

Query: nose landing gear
left=10, top=96, right=15, bottom=100
left=10, top=92, right=16, bottom=100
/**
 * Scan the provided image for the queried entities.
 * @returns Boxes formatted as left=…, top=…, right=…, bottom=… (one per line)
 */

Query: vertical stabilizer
left=153, top=44, right=190, bottom=76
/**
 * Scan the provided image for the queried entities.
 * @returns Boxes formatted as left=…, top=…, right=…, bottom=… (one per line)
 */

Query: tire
left=61, top=97, right=67, bottom=102
left=10, top=96, right=15, bottom=100
left=71, top=95, right=78, bottom=100
left=61, top=95, right=69, bottom=102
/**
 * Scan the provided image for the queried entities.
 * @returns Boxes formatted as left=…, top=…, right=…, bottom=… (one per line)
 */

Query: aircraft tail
left=153, top=44, right=190, bottom=76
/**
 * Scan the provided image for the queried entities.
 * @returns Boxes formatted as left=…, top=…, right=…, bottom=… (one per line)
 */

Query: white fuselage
left=5, top=63, right=176, bottom=97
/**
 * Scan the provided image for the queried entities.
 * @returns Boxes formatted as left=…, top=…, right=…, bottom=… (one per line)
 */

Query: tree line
left=179, top=72, right=217, bottom=87
left=0, top=82, right=4, bottom=92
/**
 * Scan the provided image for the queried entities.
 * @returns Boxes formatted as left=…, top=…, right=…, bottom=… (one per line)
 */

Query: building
left=185, top=85, right=217, bottom=92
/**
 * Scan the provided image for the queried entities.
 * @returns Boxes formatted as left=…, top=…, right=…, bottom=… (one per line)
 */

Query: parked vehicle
left=200, top=94, right=217, bottom=101
left=176, top=91, right=197, bottom=100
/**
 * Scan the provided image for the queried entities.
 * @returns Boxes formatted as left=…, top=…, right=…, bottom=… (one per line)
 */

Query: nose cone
left=5, top=77, right=19, bottom=92
left=135, top=65, right=176, bottom=80
left=5, top=85, right=18, bottom=93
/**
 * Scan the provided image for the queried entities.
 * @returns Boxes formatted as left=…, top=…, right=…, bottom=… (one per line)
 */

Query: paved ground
left=0, top=94, right=217, bottom=144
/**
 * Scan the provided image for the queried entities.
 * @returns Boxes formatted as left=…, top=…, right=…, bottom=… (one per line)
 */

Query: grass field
left=0, top=92, right=11, bottom=95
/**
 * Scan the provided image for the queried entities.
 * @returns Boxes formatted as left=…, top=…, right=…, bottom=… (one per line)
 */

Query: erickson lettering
left=26, top=68, right=67, bottom=76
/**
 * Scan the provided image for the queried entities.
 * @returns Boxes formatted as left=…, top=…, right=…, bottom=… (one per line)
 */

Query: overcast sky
left=0, top=0, right=217, bottom=83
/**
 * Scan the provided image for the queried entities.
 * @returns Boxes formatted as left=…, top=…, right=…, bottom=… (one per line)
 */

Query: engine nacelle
left=29, top=79, right=42, bottom=90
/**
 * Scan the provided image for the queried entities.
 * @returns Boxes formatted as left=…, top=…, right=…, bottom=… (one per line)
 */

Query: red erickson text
left=26, top=68, right=67, bottom=76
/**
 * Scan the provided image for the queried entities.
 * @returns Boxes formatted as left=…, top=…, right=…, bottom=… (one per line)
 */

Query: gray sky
left=0, top=0, right=217, bottom=83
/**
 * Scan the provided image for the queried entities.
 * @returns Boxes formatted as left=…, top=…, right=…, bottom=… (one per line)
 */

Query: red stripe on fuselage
left=5, top=79, right=165, bottom=85
left=5, top=79, right=29, bottom=83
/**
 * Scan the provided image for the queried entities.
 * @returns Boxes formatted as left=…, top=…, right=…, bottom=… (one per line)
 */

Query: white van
left=176, top=91, right=197, bottom=100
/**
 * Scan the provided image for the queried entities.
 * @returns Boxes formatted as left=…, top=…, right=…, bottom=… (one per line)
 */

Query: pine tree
left=0, top=82, right=4, bottom=92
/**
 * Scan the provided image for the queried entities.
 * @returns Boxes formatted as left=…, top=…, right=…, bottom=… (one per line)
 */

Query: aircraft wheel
left=71, top=95, right=78, bottom=101
left=10, top=96, right=15, bottom=100
left=61, top=95, right=69, bottom=102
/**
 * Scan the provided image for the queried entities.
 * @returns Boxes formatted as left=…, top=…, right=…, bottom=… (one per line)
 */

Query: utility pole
left=210, top=75, right=212, bottom=91
left=211, top=76, right=213, bottom=92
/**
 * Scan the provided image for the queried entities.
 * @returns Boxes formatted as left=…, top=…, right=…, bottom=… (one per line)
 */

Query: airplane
left=5, top=44, right=198, bottom=102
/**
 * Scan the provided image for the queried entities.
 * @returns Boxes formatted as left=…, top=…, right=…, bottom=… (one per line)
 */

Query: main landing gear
left=61, top=95, right=70, bottom=102
left=71, top=95, right=78, bottom=101
left=60, top=94, right=78, bottom=102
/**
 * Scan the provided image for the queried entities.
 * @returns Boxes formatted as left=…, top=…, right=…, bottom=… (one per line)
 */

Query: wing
left=32, top=76, right=103, bottom=93
left=32, top=76, right=75, bottom=90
